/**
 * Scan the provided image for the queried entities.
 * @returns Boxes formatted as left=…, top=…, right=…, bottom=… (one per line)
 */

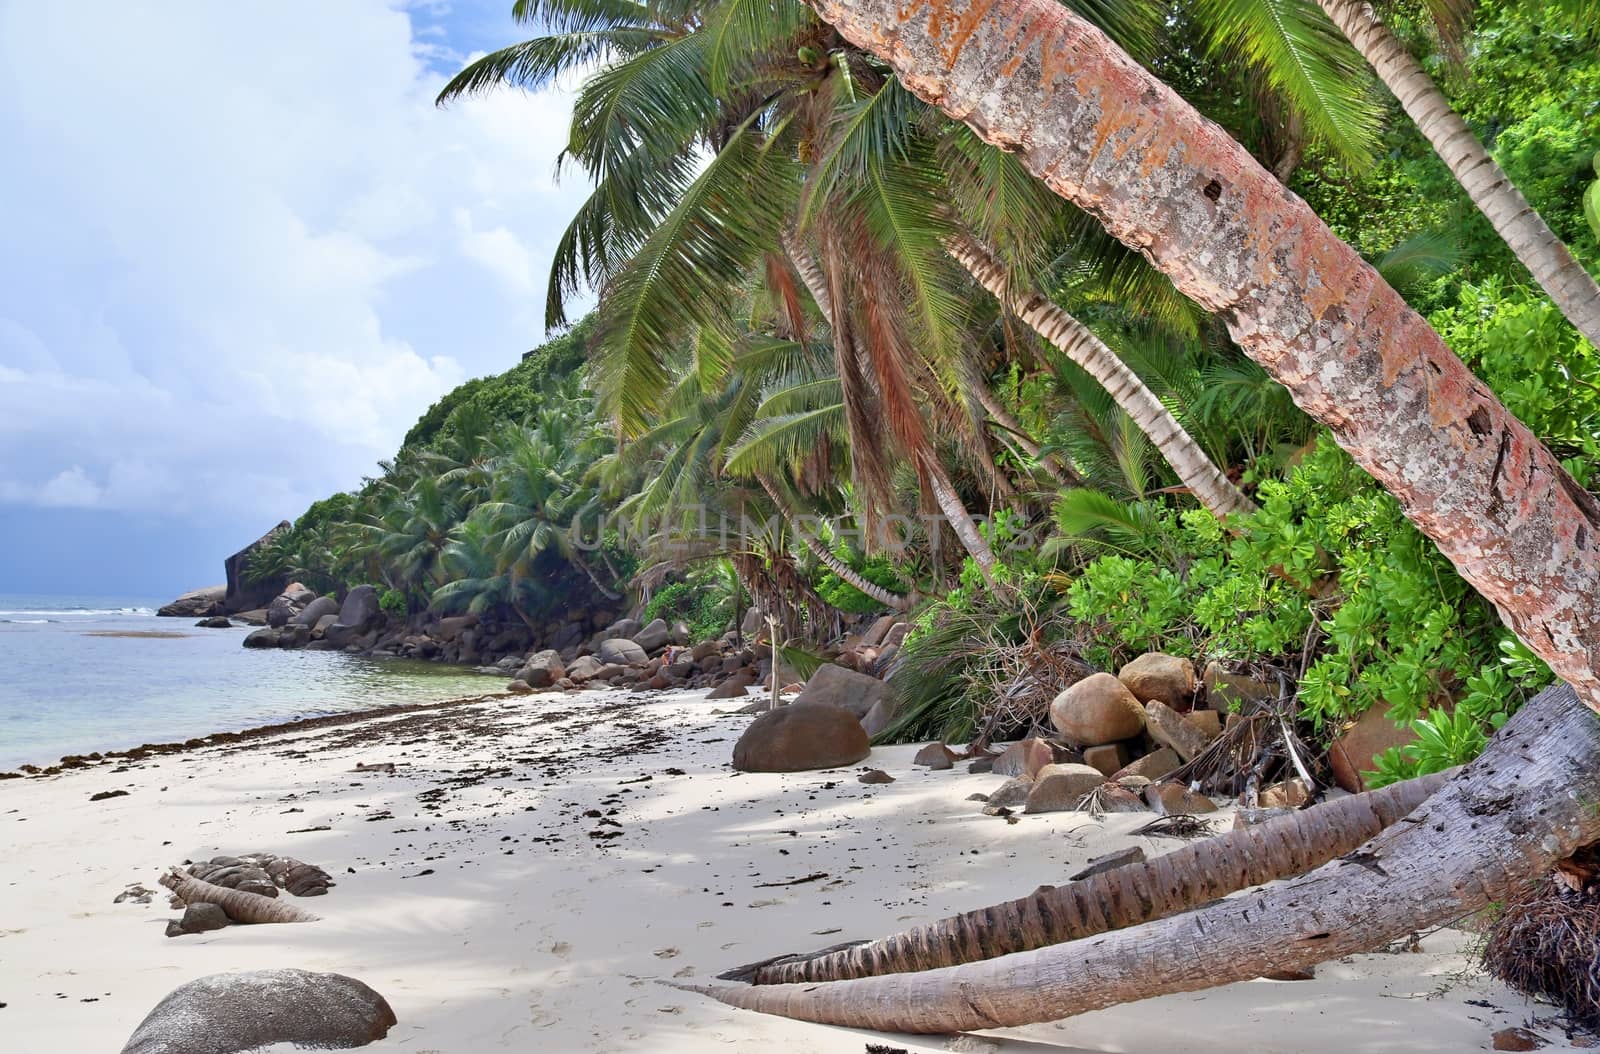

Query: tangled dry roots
left=1484, top=875, right=1600, bottom=1031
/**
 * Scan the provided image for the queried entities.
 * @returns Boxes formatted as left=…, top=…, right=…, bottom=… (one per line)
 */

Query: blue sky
left=0, top=1, right=589, bottom=598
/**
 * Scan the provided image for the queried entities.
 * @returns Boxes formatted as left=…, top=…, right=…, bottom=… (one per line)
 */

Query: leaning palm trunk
left=733, top=769, right=1448, bottom=985
left=1315, top=0, right=1600, bottom=350
left=160, top=868, right=319, bottom=924
left=966, top=372, right=1082, bottom=488
left=803, top=0, right=1600, bottom=705
left=756, top=474, right=911, bottom=610
left=682, top=0, right=1600, bottom=1033
left=690, top=684, right=1600, bottom=1031
left=949, top=233, right=1256, bottom=519
left=922, top=454, right=999, bottom=580
left=790, top=230, right=1003, bottom=580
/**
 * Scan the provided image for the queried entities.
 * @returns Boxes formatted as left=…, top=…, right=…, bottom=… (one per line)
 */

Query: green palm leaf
left=1192, top=0, right=1382, bottom=170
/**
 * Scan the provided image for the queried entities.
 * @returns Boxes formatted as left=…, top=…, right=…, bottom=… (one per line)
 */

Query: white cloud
left=0, top=0, right=591, bottom=524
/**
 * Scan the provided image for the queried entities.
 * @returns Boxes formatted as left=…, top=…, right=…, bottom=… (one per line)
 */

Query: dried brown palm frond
left=1484, top=867, right=1600, bottom=1032
left=1134, top=814, right=1218, bottom=840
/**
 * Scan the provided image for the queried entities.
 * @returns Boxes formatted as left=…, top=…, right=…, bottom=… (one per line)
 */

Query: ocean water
left=0, top=594, right=502, bottom=770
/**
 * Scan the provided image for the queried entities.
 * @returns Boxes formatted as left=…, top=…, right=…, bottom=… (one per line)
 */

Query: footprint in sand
left=549, top=940, right=572, bottom=958
left=653, top=947, right=680, bottom=959
left=672, top=966, right=696, bottom=978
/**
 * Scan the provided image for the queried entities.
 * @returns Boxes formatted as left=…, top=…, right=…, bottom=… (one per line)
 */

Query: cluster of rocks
left=185, top=853, right=335, bottom=898
left=164, top=854, right=333, bottom=937
left=239, top=584, right=382, bottom=651
left=913, top=653, right=1310, bottom=819
left=498, top=609, right=909, bottom=703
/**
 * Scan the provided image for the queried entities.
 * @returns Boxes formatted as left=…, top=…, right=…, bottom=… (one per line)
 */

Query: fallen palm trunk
left=160, top=867, right=319, bottom=924
left=688, top=683, right=1600, bottom=1033
left=729, top=770, right=1447, bottom=984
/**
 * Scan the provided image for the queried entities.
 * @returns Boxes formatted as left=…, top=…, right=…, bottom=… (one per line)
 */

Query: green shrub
left=642, top=575, right=738, bottom=642
left=379, top=589, right=408, bottom=617
left=814, top=554, right=906, bottom=614
left=1060, top=434, right=1553, bottom=780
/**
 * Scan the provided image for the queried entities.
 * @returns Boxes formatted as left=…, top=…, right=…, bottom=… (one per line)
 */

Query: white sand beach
left=0, top=687, right=1583, bottom=1052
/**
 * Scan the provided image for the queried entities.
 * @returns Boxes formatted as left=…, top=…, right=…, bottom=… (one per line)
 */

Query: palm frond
left=1192, top=0, right=1383, bottom=170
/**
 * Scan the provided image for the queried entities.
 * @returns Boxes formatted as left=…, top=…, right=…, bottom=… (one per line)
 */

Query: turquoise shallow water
left=0, top=593, right=502, bottom=770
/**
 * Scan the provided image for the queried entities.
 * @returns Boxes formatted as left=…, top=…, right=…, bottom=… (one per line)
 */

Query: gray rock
left=860, top=695, right=899, bottom=738
left=565, top=655, right=605, bottom=682
left=265, top=595, right=297, bottom=629
left=292, top=596, right=340, bottom=628
left=158, top=585, right=227, bottom=618
left=861, top=614, right=898, bottom=648
left=518, top=649, right=566, bottom=689
left=795, top=662, right=890, bottom=720
left=992, top=737, right=1075, bottom=779
left=337, top=585, right=380, bottom=631
left=1144, top=700, right=1212, bottom=762
left=740, top=605, right=766, bottom=638
left=603, top=617, right=643, bottom=641
left=242, top=628, right=281, bottom=649
left=194, top=617, right=233, bottom=629
left=434, top=614, right=477, bottom=641
left=669, top=620, right=692, bottom=645
left=633, top=618, right=670, bottom=653
left=598, top=637, right=647, bottom=666
left=985, top=776, right=1034, bottom=809
left=731, top=702, right=871, bottom=772
left=313, top=614, right=339, bottom=637
left=167, top=903, right=229, bottom=936
left=708, top=670, right=756, bottom=699
left=120, top=969, right=396, bottom=1054
left=282, top=584, right=317, bottom=607
left=223, top=522, right=291, bottom=615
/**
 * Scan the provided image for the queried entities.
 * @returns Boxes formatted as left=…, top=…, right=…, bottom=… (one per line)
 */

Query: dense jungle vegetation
left=251, top=0, right=1600, bottom=784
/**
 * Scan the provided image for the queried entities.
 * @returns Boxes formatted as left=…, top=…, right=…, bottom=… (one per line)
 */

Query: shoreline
left=0, top=688, right=517, bottom=780
left=1, top=685, right=1582, bottom=1052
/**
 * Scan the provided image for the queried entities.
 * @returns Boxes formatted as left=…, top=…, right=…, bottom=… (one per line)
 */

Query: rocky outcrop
left=222, top=521, right=291, bottom=615
left=292, top=596, right=339, bottom=628
left=1050, top=673, right=1146, bottom=746
left=795, top=663, right=890, bottom=720
left=1117, top=652, right=1196, bottom=710
left=157, top=585, right=226, bottom=618
left=732, top=702, right=871, bottom=772
left=120, top=969, right=396, bottom=1054
left=598, top=637, right=647, bottom=665
left=325, top=586, right=381, bottom=648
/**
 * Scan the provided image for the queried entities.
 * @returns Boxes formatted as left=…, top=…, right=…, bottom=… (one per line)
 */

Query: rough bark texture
left=949, top=232, right=1256, bottom=519
left=160, top=868, right=320, bottom=925
left=923, top=453, right=999, bottom=577
left=690, top=683, right=1600, bottom=1032
left=802, top=0, right=1600, bottom=707
left=1315, top=0, right=1600, bottom=350
left=734, top=769, right=1447, bottom=984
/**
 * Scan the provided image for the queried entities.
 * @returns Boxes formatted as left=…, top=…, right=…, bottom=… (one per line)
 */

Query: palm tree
left=439, top=0, right=1258, bottom=551
left=1308, top=0, right=1600, bottom=347
left=685, top=0, right=1600, bottom=1029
